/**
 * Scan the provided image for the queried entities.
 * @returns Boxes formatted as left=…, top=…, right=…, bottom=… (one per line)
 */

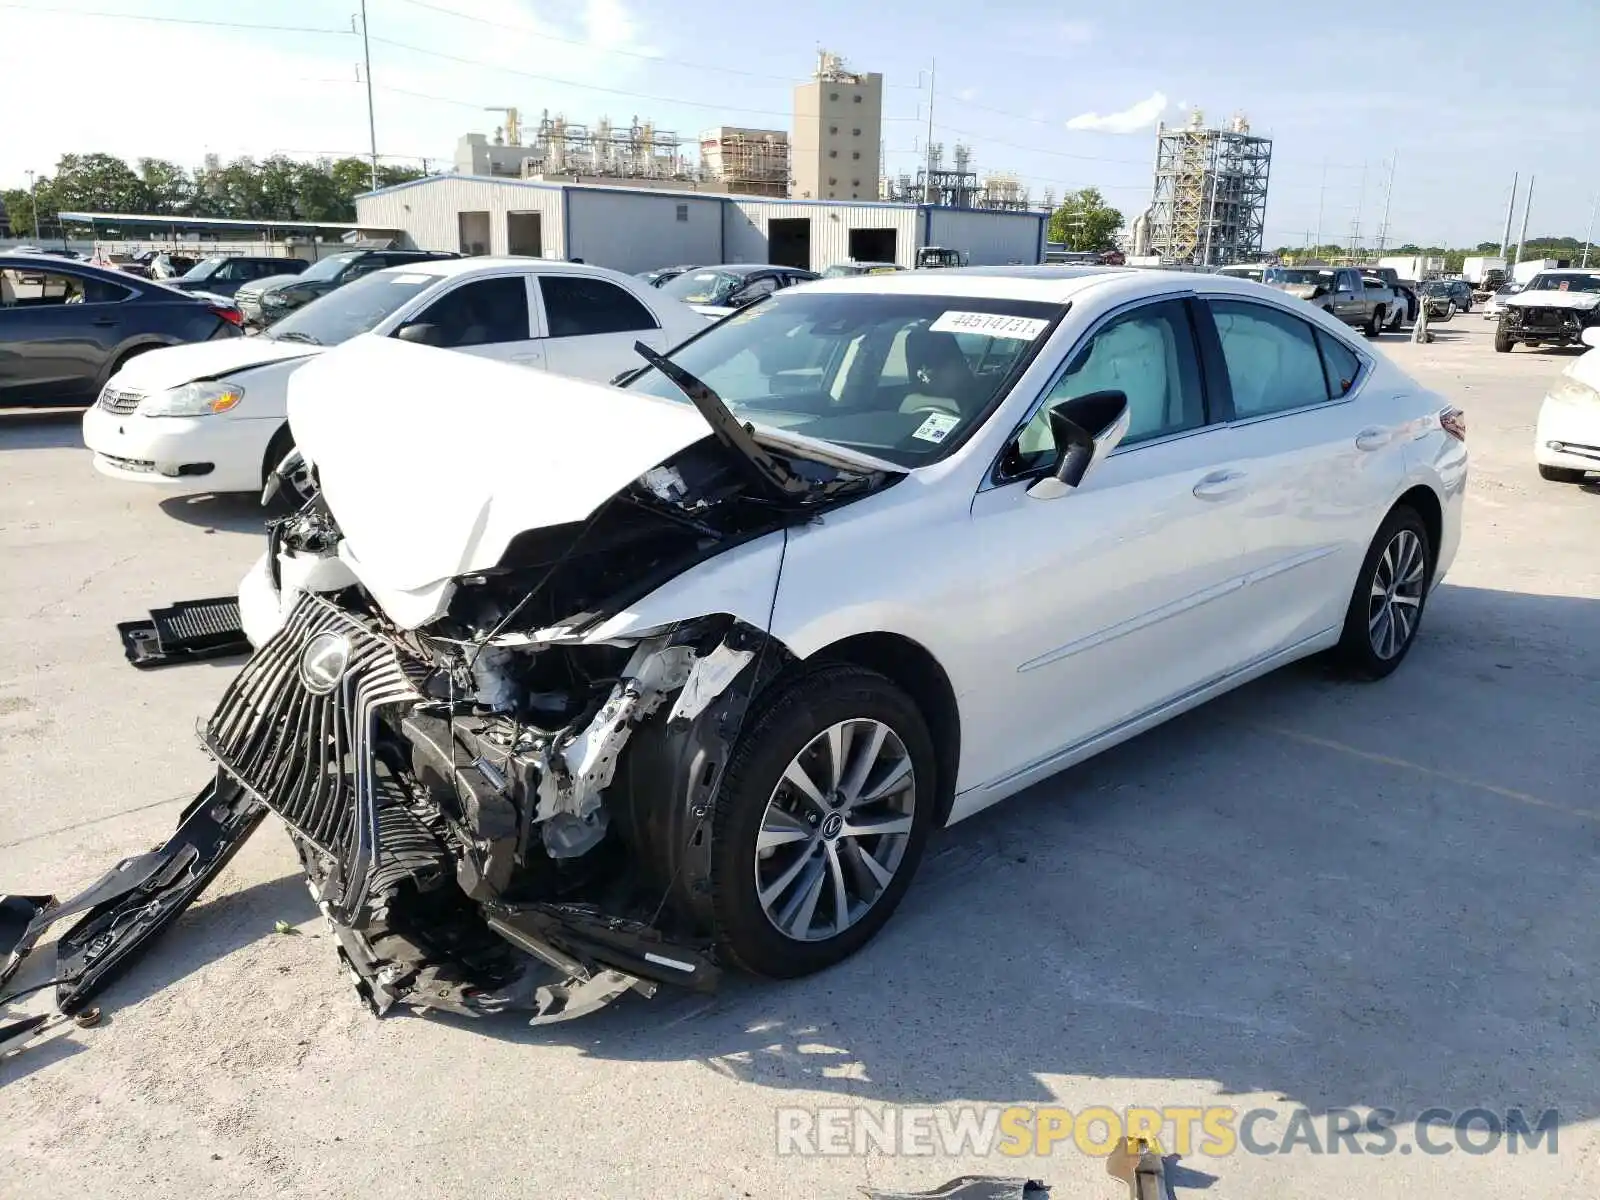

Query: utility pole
left=1499, top=172, right=1518, bottom=260
left=1514, top=174, right=1535, bottom=266
left=1347, top=161, right=1367, bottom=262
left=922, top=59, right=936, bottom=204
left=358, top=0, right=379, bottom=191
left=1313, top=159, right=1327, bottom=256
left=25, top=169, right=38, bottom=240
left=1581, top=189, right=1597, bottom=268
left=1375, top=152, right=1396, bottom=256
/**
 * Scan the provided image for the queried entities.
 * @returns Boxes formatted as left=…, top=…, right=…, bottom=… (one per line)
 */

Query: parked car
left=118, top=250, right=199, bottom=280
left=1481, top=282, right=1523, bottom=319
left=1420, top=279, right=1472, bottom=314
left=1261, top=266, right=1390, bottom=336
left=208, top=265, right=1465, bottom=1021
left=235, top=249, right=460, bottom=327
left=1534, top=327, right=1600, bottom=482
left=0, top=255, right=242, bottom=407
left=1358, top=266, right=1418, bottom=330
left=655, top=263, right=820, bottom=318
left=166, top=255, right=308, bottom=300
left=1495, top=269, right=1600, bottom=352
left=81, top=258, right=707, bottom=500
left=636, top=264, right=700, bottom=288
left=821, top=261, right=905, bottom=278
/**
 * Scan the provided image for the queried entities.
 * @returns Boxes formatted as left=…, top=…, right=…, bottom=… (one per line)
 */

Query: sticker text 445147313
left=929, top=311, right=1051, bottom=341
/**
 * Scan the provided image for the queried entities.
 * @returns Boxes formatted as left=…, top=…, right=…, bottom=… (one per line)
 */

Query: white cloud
left=1065, top=91, right=1168, bottom=134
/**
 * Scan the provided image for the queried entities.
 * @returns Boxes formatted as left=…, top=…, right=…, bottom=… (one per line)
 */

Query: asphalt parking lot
left=3, top=316, right=1598, bottom=1199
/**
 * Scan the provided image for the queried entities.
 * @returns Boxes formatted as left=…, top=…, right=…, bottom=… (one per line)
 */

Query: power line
left=0, top=1, right=352, bottom=35
left=384, top=0, right=810, bottom=85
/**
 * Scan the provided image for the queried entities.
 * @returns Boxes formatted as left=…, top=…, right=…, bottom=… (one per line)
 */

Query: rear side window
left=1209, top=299, right=1330, bottom=417
left=540, top=276, right=657, bottom=337
left=1316, top=328, right=1362, bottom=397
left=409, top=277, right=529, bottom=347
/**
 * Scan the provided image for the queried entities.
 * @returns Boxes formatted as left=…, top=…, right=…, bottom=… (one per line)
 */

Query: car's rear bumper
left=1535, top=396, right=1600, bottom=471
left=81, top=404, right=276, bottom=492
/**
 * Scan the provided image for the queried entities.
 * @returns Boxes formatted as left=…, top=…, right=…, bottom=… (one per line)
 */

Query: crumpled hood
left=1507, top=290, right=1600, bottom=312
left=109, top=336, right=320, bottom=392
left=287, top=334, right=713, bottom=599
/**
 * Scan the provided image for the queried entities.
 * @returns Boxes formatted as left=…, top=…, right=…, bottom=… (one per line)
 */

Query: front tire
left=1333, top=506, right=1432, bottom=680
left=709, top=665, right=937, bottom=978
left=1494, top=329, right=1514, bottom=353
left=1539, top=464, right=1588, bottom=483
left=262, top=424, right=316, bottom=506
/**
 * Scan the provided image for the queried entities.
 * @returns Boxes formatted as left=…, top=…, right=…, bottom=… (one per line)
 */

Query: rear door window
left=539, top=275, right=658, bottom=336
left=1315, top=328, right=1362, bottom=397
left=1209, top=299, right=1330, bottom=417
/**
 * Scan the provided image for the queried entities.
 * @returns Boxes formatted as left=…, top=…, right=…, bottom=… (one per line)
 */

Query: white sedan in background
left=1535, top=326, right=1600, bottom=483
left=223, top=265, right=1467, bottom=1006
left=81, top=258, right=707, bottom=503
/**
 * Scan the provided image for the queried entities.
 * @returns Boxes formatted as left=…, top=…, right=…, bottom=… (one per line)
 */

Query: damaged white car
left=6, top=268, right=1467, bottom=1027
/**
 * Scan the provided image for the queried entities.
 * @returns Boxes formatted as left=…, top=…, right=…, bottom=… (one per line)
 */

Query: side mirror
left=397, top=323, right=444, bottom=346
left=1582, top=327, right=1600, bottom=349
left=1026, top=390, right=1130, bottom=500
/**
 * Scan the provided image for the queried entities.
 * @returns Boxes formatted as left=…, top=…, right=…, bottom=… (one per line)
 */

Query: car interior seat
left=899, top=329, right=980, bottom=416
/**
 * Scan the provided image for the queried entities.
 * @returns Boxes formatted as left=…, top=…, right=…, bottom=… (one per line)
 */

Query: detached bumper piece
left=867, top=1179, right=1049, bottom=1200
left=0, top=777, right=265, bottom=1054
left=118, top=596, right=253, bottom=669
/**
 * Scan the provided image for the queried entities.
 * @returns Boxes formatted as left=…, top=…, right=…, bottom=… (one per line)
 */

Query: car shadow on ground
left=0, top=409, right=87, bottom=451
left=33, top=588, right=1600, bottom=1140
left=158, top=491, right=275, bottom=535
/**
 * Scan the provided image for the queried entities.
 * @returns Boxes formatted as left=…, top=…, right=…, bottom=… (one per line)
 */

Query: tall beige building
left=792, top=51, right=883, bottom=202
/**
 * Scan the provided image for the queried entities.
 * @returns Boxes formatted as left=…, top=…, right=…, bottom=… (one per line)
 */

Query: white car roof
left=796, top=264, right=1287, bottom=306
left=380, top=256, right=644, bottom=285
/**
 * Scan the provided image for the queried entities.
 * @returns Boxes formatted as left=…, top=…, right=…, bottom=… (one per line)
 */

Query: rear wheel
left=1364, top=307, right=1384, bottom=337
left=1333, top=506, right=1432, bottom=680
left=709, top=665, right=937, bottom=978
left=1494, top=329, right=1514, bottom=353
left=1539, top=464, right=1588, bottom=483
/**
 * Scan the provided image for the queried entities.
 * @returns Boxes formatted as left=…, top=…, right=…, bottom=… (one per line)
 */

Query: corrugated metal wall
left=725, top=200, right=921, bottom=270
left=565, top=190, right=723, bottom=273
left=926, top=208, right=1045, bottom=266
left=355, top=178, right=566, bottom=258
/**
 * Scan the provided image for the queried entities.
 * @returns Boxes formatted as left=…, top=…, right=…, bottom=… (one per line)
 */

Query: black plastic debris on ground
left=118, top=596, right=251, bottom=668
left=866, top=1179, right=1049, bottom=1200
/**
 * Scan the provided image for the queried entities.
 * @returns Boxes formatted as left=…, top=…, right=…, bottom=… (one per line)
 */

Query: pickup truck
left=1219, top=265, right=1392, bottom=336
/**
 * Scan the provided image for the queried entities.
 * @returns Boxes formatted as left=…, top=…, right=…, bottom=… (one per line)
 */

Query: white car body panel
left=1505, top=290, right=1600, bottom=313
left=81, top=259, right=705, bottom=494
left=1535, top=343, right=1600, bottom=473
left=241, top=267, right=1466, bottom=825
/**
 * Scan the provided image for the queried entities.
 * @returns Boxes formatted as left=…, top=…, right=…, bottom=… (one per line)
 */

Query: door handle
left=1192, top=469, right=1246, bottom=500
left=90, top=317, right=117, bottom=326
left=1354, top=427, right=1391, bottom=452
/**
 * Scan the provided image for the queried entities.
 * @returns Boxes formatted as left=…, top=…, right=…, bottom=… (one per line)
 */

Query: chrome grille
left=99, top=386, right=144, bottom=414
left=202, top=592, right=424, bottom=919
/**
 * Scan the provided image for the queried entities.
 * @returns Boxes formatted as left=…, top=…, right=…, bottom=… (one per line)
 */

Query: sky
left=2, top=0, right=1596, bottom=250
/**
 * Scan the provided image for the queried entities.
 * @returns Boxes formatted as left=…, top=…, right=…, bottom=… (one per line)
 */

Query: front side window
left=1012, top=300, right=1206, bottom=470
left=540, top=275, right=657, bottom=336
left=408, top=276, right=529, bottom=347
left=623, top=292, right=1062, bottom=468
left=264, top=270, right=438, bottom=345
left=1210, top=299, right=1333, bottom=417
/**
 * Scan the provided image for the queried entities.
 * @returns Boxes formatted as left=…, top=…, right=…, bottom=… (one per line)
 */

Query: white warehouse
left=354, top=175, right=1047, bottom=273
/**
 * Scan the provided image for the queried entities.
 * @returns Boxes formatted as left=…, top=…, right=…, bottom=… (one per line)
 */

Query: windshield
left=179, top=255, right=225, bottom=281
left=296, top=253, right=361, bottom=283
left=1527, top=273, right=1600, bottom=293
left=1421, top=281, right=1453, bottom=294
left=622, top=291, right=1063, bottom=468
left=266, top=269, right=437, bottom=345
left=658, top=268, right=745, bottom=306
left=822, top=264, right=866, bottom=278
left=1269, top=268, right=1337, bottom=286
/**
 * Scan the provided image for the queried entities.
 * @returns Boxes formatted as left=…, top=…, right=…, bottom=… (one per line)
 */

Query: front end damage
left=6, top=351, right=899, bottom=1030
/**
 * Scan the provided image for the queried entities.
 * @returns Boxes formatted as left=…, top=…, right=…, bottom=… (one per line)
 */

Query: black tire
left=262, top=424, right=315, bottom=505
left=1494, top=329, right=1514, bottom=353
left=1538, top=464, right=1588, bottom=483
left=106, top=343, right=158, bottom=381
left=1333, top=505, right=1433, bottom=681
left=1364, top=307, right=1384, bottom=338
left=709, top=664, right=937, bottom=978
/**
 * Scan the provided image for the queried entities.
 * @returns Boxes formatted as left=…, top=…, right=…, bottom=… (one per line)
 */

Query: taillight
left=209, top=305, right=243, bottom=327
left=1440, top=406, right=1466, bottom=441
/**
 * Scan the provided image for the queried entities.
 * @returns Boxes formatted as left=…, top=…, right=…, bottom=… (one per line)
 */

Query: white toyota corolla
left=210, top=265, right=1465, bottom=1016
left=81, top=257, right=707, bottom=503
left=1534, top=326, right=1600, bottom=483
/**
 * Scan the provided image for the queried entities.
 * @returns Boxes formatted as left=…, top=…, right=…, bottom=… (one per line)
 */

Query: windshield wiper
left=631, top=342, right=813, bottom=505
left=272, top=330, right=321, bottom=345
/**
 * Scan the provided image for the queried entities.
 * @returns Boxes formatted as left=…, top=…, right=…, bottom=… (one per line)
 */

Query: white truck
left=1379, top=255, right=1445, bottom=281
left=1513, top=258, right=1569, bottom=285
left=1462, top=256, right=1507, bottom=285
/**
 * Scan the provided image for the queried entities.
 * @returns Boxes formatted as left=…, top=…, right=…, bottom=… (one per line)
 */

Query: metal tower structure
left=1148, top=111, right=1273, bottom=266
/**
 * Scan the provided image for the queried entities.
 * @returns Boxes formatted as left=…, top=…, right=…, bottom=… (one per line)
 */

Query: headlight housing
left=138, top=381, right=246, bottom=417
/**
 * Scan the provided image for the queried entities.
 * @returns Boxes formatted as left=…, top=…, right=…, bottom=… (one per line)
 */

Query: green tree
left=50, top=152, right=151, bottom=215
left=1048, top=187, right=1123, bottom=250
left=136, top=158, right=195, bottom=214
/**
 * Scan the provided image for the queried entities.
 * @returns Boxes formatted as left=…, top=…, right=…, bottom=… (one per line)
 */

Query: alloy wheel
left=1368, top=528, right=1426, bottom=660
left=754, top=719, right=916, bottom=943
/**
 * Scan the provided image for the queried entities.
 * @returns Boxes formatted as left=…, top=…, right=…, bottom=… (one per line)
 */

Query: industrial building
left=1147, top=111, right=1273, bottom=266
left=354, top=174, right=1046, bottom=274
left=454, top=108, right=700, bottom=188
left=791, top=51, right=883, bottom=201
left=699, top=127, right=790, bottom=197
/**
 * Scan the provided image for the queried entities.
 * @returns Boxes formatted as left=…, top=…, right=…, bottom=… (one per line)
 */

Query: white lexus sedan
left=1535, top=326, right=1600, bottom=483
left=216, top=265, right=1465, bottom=1012
left=81, top=258, right=707, bottom=504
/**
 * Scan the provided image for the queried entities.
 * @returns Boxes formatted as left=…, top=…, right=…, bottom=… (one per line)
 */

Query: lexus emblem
left=299, top=632, right=352, bottom=694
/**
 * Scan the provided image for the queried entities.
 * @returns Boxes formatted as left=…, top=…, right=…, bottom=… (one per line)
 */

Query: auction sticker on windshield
left=912, top=413, right=959, bottom=443
left=930, top=311, right=1050, bottom=340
